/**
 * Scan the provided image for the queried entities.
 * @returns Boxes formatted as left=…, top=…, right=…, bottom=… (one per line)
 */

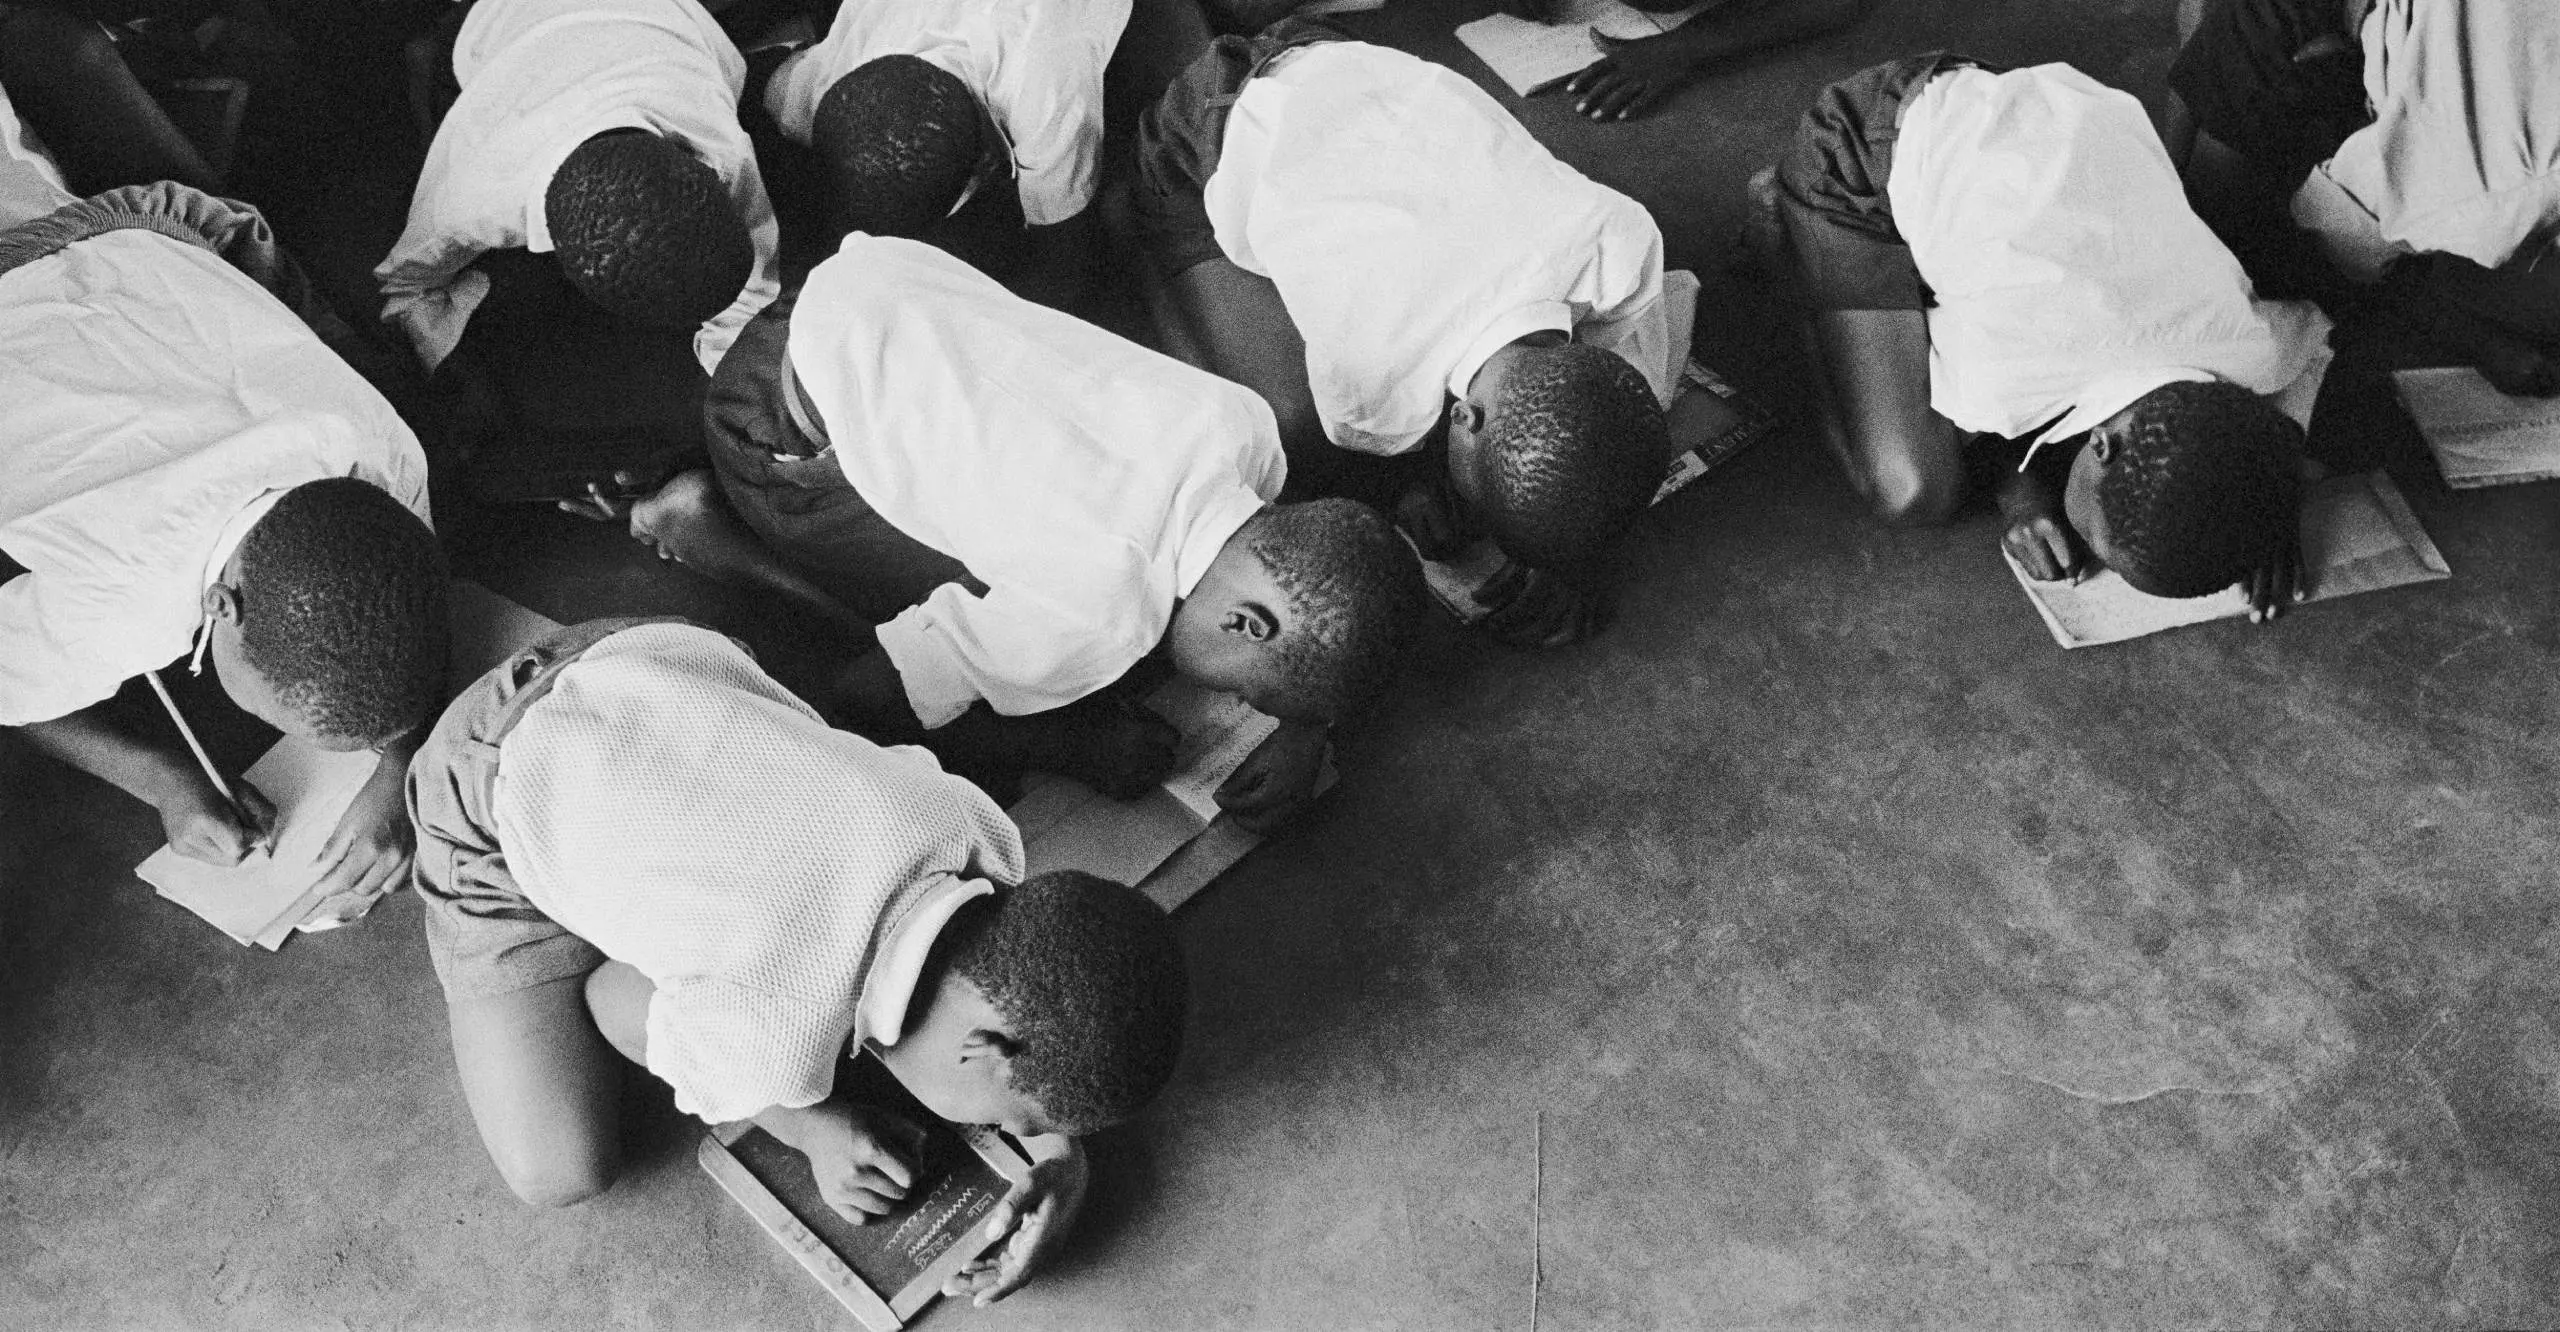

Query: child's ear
left=1449, top=399, right=1486, bottom=435
left=201, top=583, right=242, bottom=624
left=2086, top=432, right=2116, bottom=466
left=1219, top=602, right=1279, bottom=643
left=958, top=1028, right=1019, bottom=1062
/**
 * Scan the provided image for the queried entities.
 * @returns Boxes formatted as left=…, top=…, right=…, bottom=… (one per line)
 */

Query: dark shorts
left=408, top=617, right=677, bottom=1002
left=700, top=293, right=978, bottom=621
left=1774, top=52, right=1983, bottom=313
left=2167, top=0, right=2368, bottom=187
left=1129, top=17, right=1344, bottom=280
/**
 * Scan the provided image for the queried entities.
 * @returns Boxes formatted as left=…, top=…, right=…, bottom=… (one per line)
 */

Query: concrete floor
left=9, top=0, right=2560, bottom=1328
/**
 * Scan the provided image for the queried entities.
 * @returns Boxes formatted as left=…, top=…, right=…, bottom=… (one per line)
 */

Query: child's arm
left=1556, top=0, right=1873, bottom=123
left=583, top=960, right=927, bottom=1223
left=1215, top=717, right=1329, bottom=834
left=1995, top=443, right=2084, bottom=583
left=14, top=702, right=276, bottom=864
left=301, top=728, right=426, bottom=928
left=943, top=1132, right=1090, bottom=1308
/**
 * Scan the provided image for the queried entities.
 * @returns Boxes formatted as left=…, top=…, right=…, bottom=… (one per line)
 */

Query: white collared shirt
left=491, top=622, right=1021, bottom=1124
left=1888, top=63, right=2331, bottom=452
left=374, top=0, right=780, bottom=375
left=1201, top=41, right=1670, bottom=457
left=0, top=84, right=72, bottom=231
left=764, top=0, right=1129, bottom=227
left=0, top=229, right=431, bottom=727
left=2292, top=0, right=2560, bottom=281
left=790, top=234, right=1285, bottom=728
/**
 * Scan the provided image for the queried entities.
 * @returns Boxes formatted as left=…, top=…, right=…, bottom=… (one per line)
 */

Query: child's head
left=877, top=871, right=1188, bottom=1138
left=545, top=130, right=755, bottom=330
left=812, top=54, right=995, bottom=238
left=2061, top=380, right=2303, bottom=598
left=1165, top=499, right=1426, bottom=723
left=1448, top=341, right=1667, bottom=573
left=203, top=478, right=450, bottom=751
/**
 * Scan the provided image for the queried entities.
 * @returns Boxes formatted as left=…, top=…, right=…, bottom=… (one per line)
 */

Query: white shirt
left=1202, top=42, right=1671, bottom=457
left=2292, top=0, right=2560, bottom=281
left=1888, top=63, right=2332, bottom=452
left=0, top=230, right=431, bottom=727
left=0, top=84, right=72, bottom=231
left=492, top=621, right=1023, bottom=1124
left=764, top=0, right=1129, bottom=226
left=374, top=0, right=780, bottom=375
left=791, top=234, right=1285, bottom=728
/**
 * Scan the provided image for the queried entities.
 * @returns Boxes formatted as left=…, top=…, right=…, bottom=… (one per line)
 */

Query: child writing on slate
left=1767, top=55, right=2333, bottom=615
left=571, top=232, right=1426, bottom=833
left=1130, top=24, right=1676, bottom=648
left=410, top=617, right=1188, bottom=1306
left=0, top=140, right=449, bottom=918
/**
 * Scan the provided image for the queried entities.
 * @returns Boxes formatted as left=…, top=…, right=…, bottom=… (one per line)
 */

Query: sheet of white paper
left=2392, top=366, right=2560, bottom=489
left=1010, top=680, right=1321, bottom=907
left=1456, top=0, right=1720, bottom=97
left=136, top=581, right=567, bottom=948
left=137, top=739, right=382, bottom=947
left=2006, top=472, right=2451, bottom=649
left=1296, top=0, right=1384, bottom=14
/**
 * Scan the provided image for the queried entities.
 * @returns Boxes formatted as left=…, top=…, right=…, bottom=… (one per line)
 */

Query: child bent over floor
left=1768, top=54, right=2334, bottom=620
left=409, top=617, right=1187, bottom=1306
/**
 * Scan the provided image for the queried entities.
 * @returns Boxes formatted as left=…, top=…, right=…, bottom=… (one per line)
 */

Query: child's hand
left=1479, top=562, right=1606, bottom=648
left=303, top=756, right=416, bottom=928
left=1393, top=475, right=1475, bottom=561
left=556, top=474, right=644, bottom=526
left=2001, top=513, right=2084, bottom=584
left=798, top=1103, right=928, bottom=1224
left=1216, top=719, right=1328, bottom=834
left=2244, top=532, right=2307, bottom=624
left=945, top=1140, right=1090, bottom=1307
left=1561, top=32, right=1698, bottom=123
left=157, top=774, right=276, bottom=866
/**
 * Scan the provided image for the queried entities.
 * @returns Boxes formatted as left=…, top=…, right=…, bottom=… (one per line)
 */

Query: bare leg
left=604, top=469, right=867, bottom=629
left=0, top=8, right=224, bottom=195
left=444, top=976, right=623, bottom=1208
left=1155, top=257, right=1342, bottom=486
left=1751, top=166, right=1964, bottom=525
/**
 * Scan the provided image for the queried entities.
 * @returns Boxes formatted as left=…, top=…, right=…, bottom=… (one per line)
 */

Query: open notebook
left=2392, top=366, right=2560, bottom=489
left=1457, top=0, right=1726, bottom=97
left=1007, top=678, right=1328, bottom=911
left=2005, top=471, right=2450, bottom=649
left=135, top=581, right=565, bottom=948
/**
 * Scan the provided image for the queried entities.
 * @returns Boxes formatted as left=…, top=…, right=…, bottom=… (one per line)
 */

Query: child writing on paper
left=1764, top=55, right=2329, bottom=617
left=752, top=0, right=1125, bottom=304
left=569, top=233, right=1426, bottom=834
left=0, top=151, right=449, bottom=915
left=410, top=617, right=1189, bottom=1307
left=1129, top=25, right=1679, bottom=648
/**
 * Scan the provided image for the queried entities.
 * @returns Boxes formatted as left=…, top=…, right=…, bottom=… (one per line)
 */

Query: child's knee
left=498, top=1154, right=616, bottom=1209
left=1860, top=449, right=1964, bottom=526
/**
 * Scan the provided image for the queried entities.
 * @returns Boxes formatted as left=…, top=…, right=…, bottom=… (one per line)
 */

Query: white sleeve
left=644, top=975, right=848, bottom=1124
left=992, top=37, right=1110, bottom=226
left=872, top=537, right=1164, bottom=727
left=694, top=150, right=784, bottom=374
left=1571, top=214, right=1673, bottom=406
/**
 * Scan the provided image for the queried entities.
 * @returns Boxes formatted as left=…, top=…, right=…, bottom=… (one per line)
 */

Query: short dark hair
left=1247, top=499, right=1427, bottom=720
left=811, top=54, right=983, bottom=239
left=1478, top=343, right=1668, bottom=571
left=2095, top=380, right=2303, bottom=598
left=934, top=871, right=1188, bottom=1134
left=235, top=478, right=450, bottom=746
left=545, top=130, right=754, bottom=330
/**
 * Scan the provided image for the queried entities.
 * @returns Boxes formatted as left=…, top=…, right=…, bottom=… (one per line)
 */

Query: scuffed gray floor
left=8, top=0, right=2560, bottom=1327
